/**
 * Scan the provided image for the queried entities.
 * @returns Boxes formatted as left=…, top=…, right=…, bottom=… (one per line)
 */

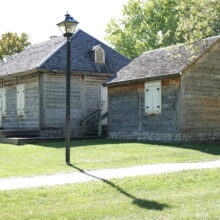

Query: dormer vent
left=92, top=45, right=105, bottom=64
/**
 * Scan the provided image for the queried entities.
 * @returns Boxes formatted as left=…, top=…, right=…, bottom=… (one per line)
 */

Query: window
left=17, top=84, right=25, bottom=116
left=145, top=81, right=161, bottom=114
left=95, top=47, right=105, bottom=64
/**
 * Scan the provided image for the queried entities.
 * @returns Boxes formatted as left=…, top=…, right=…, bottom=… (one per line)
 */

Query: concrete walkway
left=1, top=160, right=220, bottom=191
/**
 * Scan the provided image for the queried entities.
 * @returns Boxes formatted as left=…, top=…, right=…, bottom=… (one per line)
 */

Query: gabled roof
left=107, top=35, right=220, bottom=86
left=0, top=29, right=130, bottom=77
left=0, top=36, right=65, bottom=77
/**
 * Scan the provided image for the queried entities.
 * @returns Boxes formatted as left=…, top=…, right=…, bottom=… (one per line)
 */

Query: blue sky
left=0, top=0, right=128, bottom=44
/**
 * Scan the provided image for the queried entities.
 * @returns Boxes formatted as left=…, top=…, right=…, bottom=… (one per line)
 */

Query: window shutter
left=17, top=85, right=21, bottom=115
left=145, top=81, right=161, bottom=114
left=145, top=86, right=153, bottom=112
left=17, top=84, right=25, bottom=116
left=2, top=88, right=7, bottom=116
left=21, top=85, right=25, bottom=115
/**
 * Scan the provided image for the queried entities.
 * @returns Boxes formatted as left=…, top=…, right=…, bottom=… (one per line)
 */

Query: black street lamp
left=57, top=13, right=79, bottom=164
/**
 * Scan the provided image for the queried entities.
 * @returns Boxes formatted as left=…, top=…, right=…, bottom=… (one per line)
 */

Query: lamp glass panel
left=65, top=22, right=77, bottom=34
left=57, top=21, right=66, bottom=34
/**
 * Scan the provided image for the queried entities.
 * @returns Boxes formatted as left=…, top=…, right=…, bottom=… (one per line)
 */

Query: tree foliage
left=105, top=0, right=220, bottom=59
left=0, top=32, right=31, bottom=61
left=177, top=0, right=220, bottom=42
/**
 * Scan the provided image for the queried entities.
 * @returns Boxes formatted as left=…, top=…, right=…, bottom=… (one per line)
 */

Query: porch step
left=0, top=130, right=39, bottom=138
left=84, top=125, right=108, bottom=137
left=2, top=136, right=104, bottom=145
left=2, top=137, right=62, bottom=145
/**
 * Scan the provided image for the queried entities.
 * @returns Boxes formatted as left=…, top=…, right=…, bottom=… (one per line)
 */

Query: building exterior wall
left=1, top=73, right=39, bottom=129
left=108, top=78, right=181, bottom=142
left=41, top=72, right=108, bottom=137
left=0, top=71, right=108, bottom=138
left=181, top=41, right=220, bottom=142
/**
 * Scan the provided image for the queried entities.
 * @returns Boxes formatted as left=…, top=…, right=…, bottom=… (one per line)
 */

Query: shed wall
left=108, top=78, right=181, bottom=142
left=181, top=41, right=220, bottom=142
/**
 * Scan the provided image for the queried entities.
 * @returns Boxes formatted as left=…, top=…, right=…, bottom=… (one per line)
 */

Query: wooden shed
left=106, top=35, right=220, bottom=143
left=0, top=29, right=130, bottom=143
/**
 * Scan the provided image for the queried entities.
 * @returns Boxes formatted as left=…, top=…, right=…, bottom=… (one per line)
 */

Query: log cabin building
left=106, top=35, right=220, bottom=143
left=0, top=29, right=130, bottom=143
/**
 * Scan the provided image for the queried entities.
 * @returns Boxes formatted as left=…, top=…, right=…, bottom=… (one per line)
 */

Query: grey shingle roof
left=0, top=36, right=65, bottom=77
left=0, top=29, right=130, bottom=77
left=107, top=35, right=220, bottom=86
left=41, top=30, right=130, bottom=74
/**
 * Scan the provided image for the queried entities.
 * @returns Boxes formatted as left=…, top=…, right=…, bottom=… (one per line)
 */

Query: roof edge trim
left=36, top=67, right=114, bottom=77
left=106, top=73, right=181, bottom=87
left=0, top=68, right=38, bottom=78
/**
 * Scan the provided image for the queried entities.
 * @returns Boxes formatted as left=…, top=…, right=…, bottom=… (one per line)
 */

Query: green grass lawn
left=0, top=139, right=220, bottom=177
left=0, top=168, right=219, bottom=220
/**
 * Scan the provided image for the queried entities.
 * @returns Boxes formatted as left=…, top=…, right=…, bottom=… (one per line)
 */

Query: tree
left=105, top=0, right=220, bottom=59
left=176, top=0, right=220, bottom=43
left=0, top=32, right=31, bottom=61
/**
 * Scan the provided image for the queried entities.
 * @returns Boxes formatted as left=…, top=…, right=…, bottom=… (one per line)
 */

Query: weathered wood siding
left=108, top=78, right=181, bottom=142
left=42, top=73, right=107, bottom=136
left=181, top=41, right=220, bottom=141
left=2, top=73, right=39, bottom=129
left=109, top=84, right=139, bottom=133
left=84, top=75, right=107, bottom=115
left=1, top=78, right=17, bottom=128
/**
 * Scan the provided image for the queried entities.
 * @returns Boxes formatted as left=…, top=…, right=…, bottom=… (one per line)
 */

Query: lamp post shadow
left=68, top=164, right=170, bottom=210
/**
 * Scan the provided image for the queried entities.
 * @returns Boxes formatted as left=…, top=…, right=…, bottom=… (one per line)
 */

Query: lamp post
left=57, top=13, right=79, bottom=164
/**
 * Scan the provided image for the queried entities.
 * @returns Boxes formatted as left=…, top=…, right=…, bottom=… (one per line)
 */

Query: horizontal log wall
left=108, top=78, right=181, bottom=142
left=1, top=78, right=17, bottom=128
left=43, top=73, right=108, bottom=137
left=85, top=75, right=108, bottom=116
left=2, top=73, right=39, bottom=129
left=43, top=73, right=81, bottom=136
left=0, top=72, right=108, bottom=135
left=181, top=41, right=220, bottom=142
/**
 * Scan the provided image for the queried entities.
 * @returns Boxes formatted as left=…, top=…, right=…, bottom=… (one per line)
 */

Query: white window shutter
left=17, top=84, right=25, bottom=116
left=145, top=86, right=153, bottom=112
left=2, top=88, right=7, bottom=116
left=145, top=81, right=161, bottom=114
left=17, top=85, right=21, bottom=115
left=152, top=85, right=161, bottom=113
left=21, top=85, right=25, bottom=115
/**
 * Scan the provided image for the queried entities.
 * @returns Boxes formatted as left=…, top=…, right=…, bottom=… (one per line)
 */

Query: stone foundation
left=109, top=132, right=220, bottom=143
left=39, top=127, right=83, bottom=138
left=40, top=128, right=65, bottom=138
left=108, top=132, right=181, bottom=143
left=182, top=132, right=220, bottom=143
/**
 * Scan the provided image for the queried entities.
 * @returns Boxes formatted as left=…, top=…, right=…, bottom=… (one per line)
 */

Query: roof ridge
left=36, top=29, right=81, bottom=68
left=143, top=34, right=220, bottom=55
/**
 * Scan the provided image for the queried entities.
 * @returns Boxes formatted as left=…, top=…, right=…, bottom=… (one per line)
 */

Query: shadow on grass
left=68, top=164, right=170, bottom=211
left=35, top=138, right=220, bottom=156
